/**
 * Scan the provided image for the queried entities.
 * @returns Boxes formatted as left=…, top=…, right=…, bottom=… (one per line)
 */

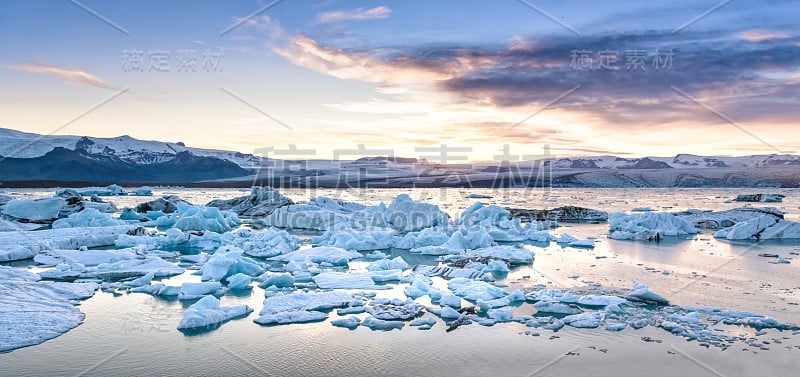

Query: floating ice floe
left=177, top=295, right=252, bottom=331
left=313, top=272, right=394, bottom=290
left=154, top=203, right=240, bottom=233
left=366, top=298, right=425, bottom=320
left=41, top=256, right=185, bottom=281
left=676, top=207, right=784, bottom=230
left=199, top=245, right=265, bottom=281
left=52, top=208, right=126, bottom=229
left=411, top=265, right=494, bottom=282
left=0, top=225, right=141, bottom=262
left=367, top=256, right=409, bottom=271
left=331, top=316, right=361, bottom=329
left=0, top=219, right=41, bottom=232
left=554, top=233, right=595, bottom=248
left=507, top=206, right=608, bottom=223
left=714, top=215, right=800, bottom=240
left=461, top=245, right=535, bottom=265
left=259, top=194, right=448, bottom=232
left=609, top=212, right=699, bottom=240
left=253, top=291, right=361, bottom=325
left=734, top=193, right=784, bottom=203
left=0, top=277, right=98, bottom=352
left=207, top=186, right=293, bottom=217
left=135, top=195, right=190, bottom=214
left=258, top=197, right=366, bottom=230
left=269, top=246, right=362, bottom=266
left=447, top=277, right=509, bottom=302
left=2, top=197, right=64, bottom=222
left=312, top=226, right=398, bottom=251
left=72, top=184, right=127, bottom=196
left=627, top=281, right=670, bottom=305
left=361, top=316, right=405, bottom=331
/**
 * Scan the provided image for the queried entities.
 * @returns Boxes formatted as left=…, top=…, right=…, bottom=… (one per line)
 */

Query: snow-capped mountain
left=544, top=154, right=800, bottom=170
left=0, top=128, right=260, bottom=168
left=1, top=127, right=799, bottom=186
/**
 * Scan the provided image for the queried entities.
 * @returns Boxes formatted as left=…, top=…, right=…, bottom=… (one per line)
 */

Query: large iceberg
left=609, top=212, right=699, bottom=240
left=383, top=194, right=449, bottom=232
left=206, top=186, right=292, bottom=217
left=2, top=198, right=64, bottom=222
left=714, top=215, right=800, bottom=240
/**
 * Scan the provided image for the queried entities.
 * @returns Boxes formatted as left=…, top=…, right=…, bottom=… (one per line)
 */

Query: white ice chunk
left=52, top=208, right=125, bottom=229
left=2, top=198, right=64, bottom=222
left=313, top=272, right=390, bottom=290
left=177, top=295, right=252, bottom=330
left=0, top=280, right=97, bottom=352
left=254, top=291, right=358, bottom=325
left=269, top=246, right=362, bottom=266
left=609, top=212, right=699, bottom=240
left=627, top=281, right=669, bottom=305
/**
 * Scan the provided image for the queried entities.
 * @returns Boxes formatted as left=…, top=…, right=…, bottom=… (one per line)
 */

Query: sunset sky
left=1, top=0, right=799, bottom=161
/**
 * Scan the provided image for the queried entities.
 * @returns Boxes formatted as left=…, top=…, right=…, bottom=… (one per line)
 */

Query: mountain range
left=1, top=127, right=799, bottom=187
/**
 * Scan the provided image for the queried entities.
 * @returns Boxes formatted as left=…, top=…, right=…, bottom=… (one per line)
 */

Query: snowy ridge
left=0, top=127, right=259, bottom=168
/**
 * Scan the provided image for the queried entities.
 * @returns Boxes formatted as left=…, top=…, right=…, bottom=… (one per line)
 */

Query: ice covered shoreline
left=1, top=186, right=799, bottom=354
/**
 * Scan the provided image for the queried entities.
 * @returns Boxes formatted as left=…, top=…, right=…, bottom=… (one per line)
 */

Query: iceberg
left=361, top=316, right=405, bottom=331
left=462, top=245, right=535, bottom=265
left=609, top=212, right=698, bottom=240
left=367, top=256, right=409, bottom=271
left=2, top=197, right=64, bottom=222
left=206, top=186, right=292, bottom=217
left=408, top=316, right=436, bottom=330
left=714, top=215, right=800, bottom=240
left=677, top=207, right=783, bottom=230
left=52, top=208, right=125, bottom=228
left=0, top=279, right=97, bottom=352
left=0, top=219, right=41, bottom=232
left=411, top=265, right=494, bottom=282
left=447, top=277, right=508, bottom=302
left=135, top=195, right=189, bottom=214
left=177, top=295, right=252, bottom=331
left=331, top=316, right=361, bottom=329
left=313, top=272, right=391, bottom=290
left=627, top=281, right=669, bottom=305
left=383, top=194, right=449, bottom=233
left=199, top=246, right=265, bottom=281
left=269, top=246, right=362, bottom=266
left=178, top=282, right=223, bottom=300
left=254, top=291, right=359, bottom=325
left=258, top=197, right=363, bottom=230
left=312, top=227, right=398, bottom=251
left=0, top=225, right=141, bottom=262
left=533, top=301, right=583, bottom=315
left=367, top=299, right=425, bottom=320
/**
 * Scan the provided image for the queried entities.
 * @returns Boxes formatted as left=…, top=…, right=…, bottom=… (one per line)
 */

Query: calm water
left=1, top=188, right=799, bottom=376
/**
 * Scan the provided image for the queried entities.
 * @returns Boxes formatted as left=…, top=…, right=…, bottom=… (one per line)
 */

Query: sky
left=1, top=0, right=799, bottom=161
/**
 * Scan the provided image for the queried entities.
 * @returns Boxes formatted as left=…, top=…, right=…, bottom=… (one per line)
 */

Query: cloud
left=737, top=28, right=790, bottom=42
left=316, top=6, right=391, bottom=23
left=8, top=63, right=115, bottom=89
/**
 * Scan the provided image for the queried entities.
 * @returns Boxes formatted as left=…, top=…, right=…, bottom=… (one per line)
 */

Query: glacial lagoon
left=1, top=187, right=799, bottom=377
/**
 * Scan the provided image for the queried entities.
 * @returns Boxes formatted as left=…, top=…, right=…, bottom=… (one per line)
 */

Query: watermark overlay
left=121, top=49, right=225, bottom=72
left=569, top=49, right=674, bottom=71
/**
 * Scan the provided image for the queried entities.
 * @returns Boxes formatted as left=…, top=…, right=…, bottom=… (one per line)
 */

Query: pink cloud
left=8, top=63, right=114, bottom=89
left=737, top=28, right=790, bottom=42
